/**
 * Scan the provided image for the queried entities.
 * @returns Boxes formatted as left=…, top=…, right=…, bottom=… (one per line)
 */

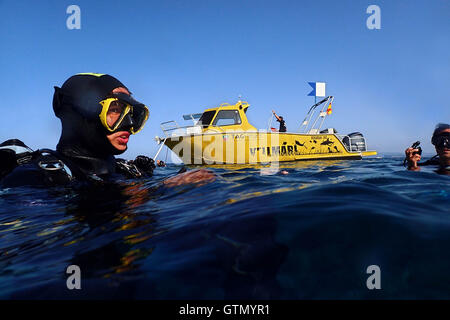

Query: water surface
left=0, top=155, right=449, bottom=299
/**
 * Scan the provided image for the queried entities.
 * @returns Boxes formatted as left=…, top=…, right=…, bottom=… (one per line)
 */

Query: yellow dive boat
left=155, top=96, right=377, bottom=165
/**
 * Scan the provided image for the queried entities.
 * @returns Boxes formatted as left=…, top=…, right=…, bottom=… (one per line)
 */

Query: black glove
left=133, top=155, right=156, bottom=173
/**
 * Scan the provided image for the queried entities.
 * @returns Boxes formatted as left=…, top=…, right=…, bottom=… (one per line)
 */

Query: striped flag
left=326, top=103, right=332, bottom=115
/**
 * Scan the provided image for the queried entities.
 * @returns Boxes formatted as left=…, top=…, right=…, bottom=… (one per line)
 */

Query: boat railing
left=336, top=134, right=367, bottom=152
left=299, top=96, right=334, bottom=134
left=160, top=120, right=202, bottom=138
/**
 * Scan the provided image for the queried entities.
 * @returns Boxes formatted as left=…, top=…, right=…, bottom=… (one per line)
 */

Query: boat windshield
left=212, top=110, right=241, bottom=126
left=198, top=111, right=216, bottom=128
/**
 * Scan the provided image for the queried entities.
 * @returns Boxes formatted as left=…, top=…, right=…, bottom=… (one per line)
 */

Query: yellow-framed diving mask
left=99, top=93, right=149, bottom=134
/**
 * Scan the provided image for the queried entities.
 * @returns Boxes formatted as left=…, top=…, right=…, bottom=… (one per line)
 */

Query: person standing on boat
left=405, top=123, right=450, bottom=174
left=272, top=110, right=287, bottom=132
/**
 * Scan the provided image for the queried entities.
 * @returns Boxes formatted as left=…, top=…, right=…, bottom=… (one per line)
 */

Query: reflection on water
left=0, top=155, right=449, bottom=299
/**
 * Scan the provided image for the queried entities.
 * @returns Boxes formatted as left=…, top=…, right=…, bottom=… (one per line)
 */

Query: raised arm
left=272, top=110, right=281, bottom=121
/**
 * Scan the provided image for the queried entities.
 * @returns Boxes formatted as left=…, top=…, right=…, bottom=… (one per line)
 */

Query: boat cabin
left=160, top=101, right=257, bottom=137
left=198, top=102, right=257, bottom=132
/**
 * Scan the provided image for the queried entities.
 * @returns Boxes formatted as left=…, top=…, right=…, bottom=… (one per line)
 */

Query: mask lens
left=100, top=96, right=148, bottom=133
left=129, top=105, right=149, bottom=133
left=106, top=100, right=128, bottom=129
left=433, top=133, right=450, bottom=148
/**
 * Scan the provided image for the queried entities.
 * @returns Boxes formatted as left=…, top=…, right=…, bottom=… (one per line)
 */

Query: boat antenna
left=238, top=94, right=242, bottom=103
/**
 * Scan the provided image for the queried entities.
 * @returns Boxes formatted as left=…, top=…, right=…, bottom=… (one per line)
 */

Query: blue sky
left=1, top=0, right=449, bottom=160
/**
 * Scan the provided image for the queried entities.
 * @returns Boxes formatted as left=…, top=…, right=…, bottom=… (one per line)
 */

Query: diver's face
left=435, top=128, right=450, bottom=165
left=106, top=87, right=131, bottom=152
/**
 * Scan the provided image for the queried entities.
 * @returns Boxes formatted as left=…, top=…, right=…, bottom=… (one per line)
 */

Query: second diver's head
left=53, top=73, right=149, bottom=158
left=431, top=123, right=450, bottom=166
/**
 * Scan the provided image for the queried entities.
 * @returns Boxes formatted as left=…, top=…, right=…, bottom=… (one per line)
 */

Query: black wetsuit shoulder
left=416, top=156, right=449, bottom=175
left=418, top=156, right=440, bottom=166
left=0, top=153, right=73, bottom=188
left=0, top=150, right=155, bottom=188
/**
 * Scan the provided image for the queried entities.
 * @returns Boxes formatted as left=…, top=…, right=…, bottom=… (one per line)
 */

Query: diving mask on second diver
left=432, top=132, right=450, bottom=149
left=99, top=92, right=149, bottom=134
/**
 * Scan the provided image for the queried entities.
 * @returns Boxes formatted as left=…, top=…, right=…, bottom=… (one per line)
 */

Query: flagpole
left=307, top=81, right=326, bottom=133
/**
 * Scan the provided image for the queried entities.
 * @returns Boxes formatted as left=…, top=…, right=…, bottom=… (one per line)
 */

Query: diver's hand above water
left=163, top=169, right=215, bottom=187
left=405, top=147, right=421, bottom=171
left=133, top=155, right=156, bottom=173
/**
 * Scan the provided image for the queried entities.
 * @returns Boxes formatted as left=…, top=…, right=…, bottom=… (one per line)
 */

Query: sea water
left=0, top=155, right=449, bottom=299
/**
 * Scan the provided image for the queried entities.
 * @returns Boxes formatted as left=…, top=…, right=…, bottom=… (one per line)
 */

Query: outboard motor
left=342, top=132, right=367, bottom=151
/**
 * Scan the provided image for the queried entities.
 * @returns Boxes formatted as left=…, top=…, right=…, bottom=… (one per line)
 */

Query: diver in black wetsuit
left=0, top=73, right=214, bottom=188
left=0, top=73, right=218, bottom=299
left=405, top=123, right=450, bottom=174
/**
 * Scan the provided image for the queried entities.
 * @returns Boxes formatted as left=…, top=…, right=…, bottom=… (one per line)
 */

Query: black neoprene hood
left=53, top=73, right=128, bottom=119
left=53, top=73, right=137, bottom=158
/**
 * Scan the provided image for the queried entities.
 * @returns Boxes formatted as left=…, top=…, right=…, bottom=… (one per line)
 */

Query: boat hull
left=164, top=132, right=377, bottom=165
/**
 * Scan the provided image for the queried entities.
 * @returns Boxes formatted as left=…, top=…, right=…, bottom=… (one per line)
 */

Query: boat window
left=198, top=111, right=216, bottom=128
left=212, top=110, right=242, bottom=127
